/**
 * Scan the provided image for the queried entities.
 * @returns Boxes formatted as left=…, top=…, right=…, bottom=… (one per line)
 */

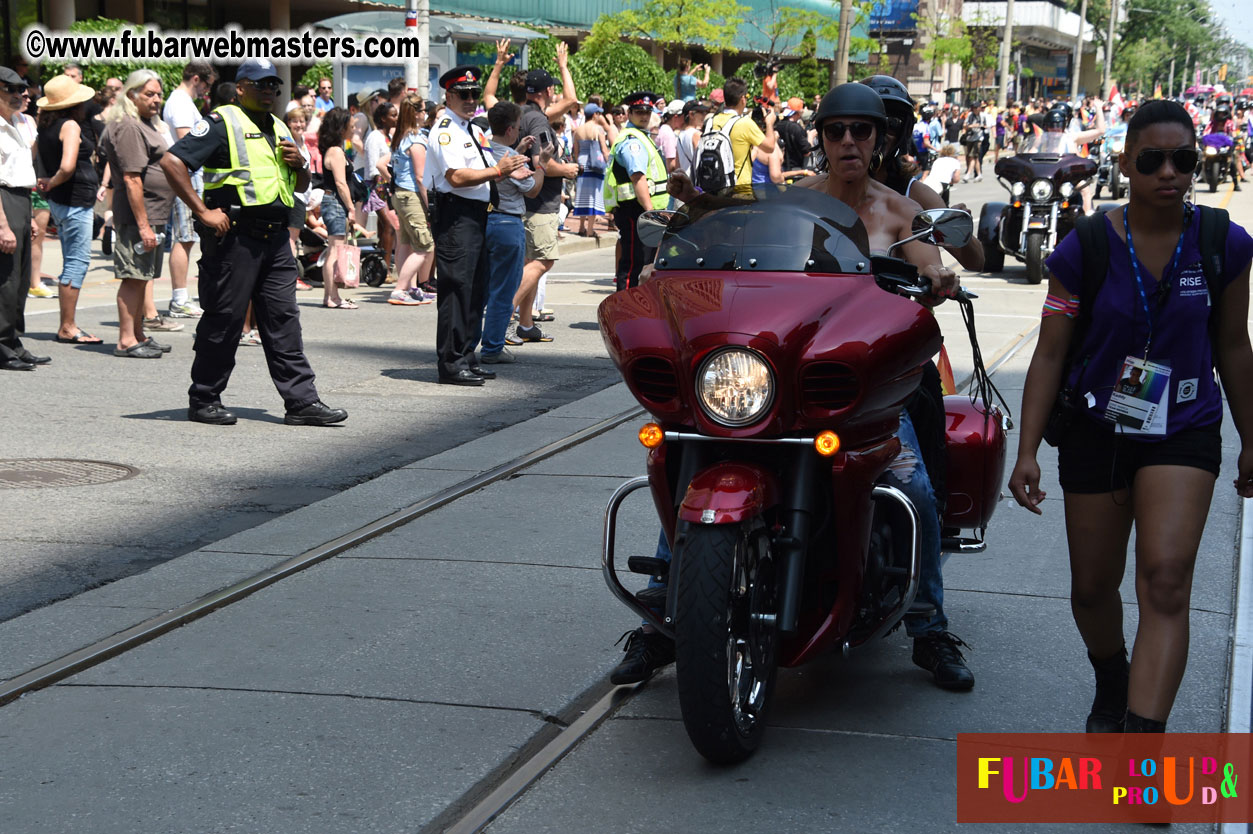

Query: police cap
left=621, top=91, right=663, bottom=112
left=439, top=65, right=482, bottom=91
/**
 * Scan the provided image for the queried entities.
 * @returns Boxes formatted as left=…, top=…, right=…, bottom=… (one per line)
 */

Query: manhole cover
left=0, top=459, right=139, bottom=489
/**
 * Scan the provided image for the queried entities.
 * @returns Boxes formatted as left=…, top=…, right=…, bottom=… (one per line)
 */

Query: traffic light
left=1219, top=63, right=1227, bottom=81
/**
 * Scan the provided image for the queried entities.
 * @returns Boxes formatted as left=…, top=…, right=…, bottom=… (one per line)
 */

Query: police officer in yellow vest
left=604, top=91, right=668, bottom=291
left=161, top=59, right=346, bottom=427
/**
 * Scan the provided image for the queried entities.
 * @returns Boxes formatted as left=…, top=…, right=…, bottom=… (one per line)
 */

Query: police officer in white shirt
left=427, top=65, right=528, bottom=386
left=0, top=67, right=46, bottom=371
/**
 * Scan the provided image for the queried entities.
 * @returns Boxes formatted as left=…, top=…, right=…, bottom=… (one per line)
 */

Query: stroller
left=296, top=228, right=389, bottom=288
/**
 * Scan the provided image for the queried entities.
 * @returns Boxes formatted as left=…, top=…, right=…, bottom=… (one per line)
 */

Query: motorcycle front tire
left=674, top=520, right=778, bottom=765
left=1025, top=230, right=1047, bottom=285
left=1110, top=166, right=1123, bottom=200
left=1207, top=162, right=1219, bottom=193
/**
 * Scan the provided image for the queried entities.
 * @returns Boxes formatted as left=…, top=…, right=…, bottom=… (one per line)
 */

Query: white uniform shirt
left=426, top=109, right=492, bottom=202
left=0, top=113, right=36, bottom=188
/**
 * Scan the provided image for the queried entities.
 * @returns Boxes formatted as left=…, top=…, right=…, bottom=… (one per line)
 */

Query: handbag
left=334, top=244, right=360, bottom=288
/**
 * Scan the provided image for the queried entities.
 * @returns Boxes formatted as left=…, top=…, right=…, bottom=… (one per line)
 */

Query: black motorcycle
left=977, top=132, right=1102, bottom=285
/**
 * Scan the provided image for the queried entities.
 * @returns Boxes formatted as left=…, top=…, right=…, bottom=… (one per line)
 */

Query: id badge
left=1104, top=357, right=1170, bottom=435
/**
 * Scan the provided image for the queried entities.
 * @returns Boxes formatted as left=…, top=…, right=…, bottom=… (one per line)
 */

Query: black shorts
left=1057, top=417, right=1222, bottom=494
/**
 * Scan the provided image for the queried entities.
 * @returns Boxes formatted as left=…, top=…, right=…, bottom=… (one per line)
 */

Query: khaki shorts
left=524, top=211, right=560, bottom=261
left=392, top=189, right=433, bottom=251
left=113, top=223, right=166, bottom=281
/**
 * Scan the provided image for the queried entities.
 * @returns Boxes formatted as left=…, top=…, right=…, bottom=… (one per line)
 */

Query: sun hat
left=36, top=75, right=94, bottom=111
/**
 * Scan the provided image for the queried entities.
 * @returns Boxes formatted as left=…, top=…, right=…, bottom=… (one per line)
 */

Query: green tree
left=300, top=62, right=334, bottom=91
left=45, top=18, right=182, bottom=94
left=912, top=8, right=971, bottom=94
left=569, top=41, right=669, bottom=105
left=797, top=29, right=826, bottom=101
left=584, top=0, right=750, bottom=56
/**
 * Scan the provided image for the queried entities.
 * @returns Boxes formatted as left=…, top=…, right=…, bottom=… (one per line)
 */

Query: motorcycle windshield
left=654, top=183, right=871, bottom=274
left=1023, top=132, right=1072, bottom=155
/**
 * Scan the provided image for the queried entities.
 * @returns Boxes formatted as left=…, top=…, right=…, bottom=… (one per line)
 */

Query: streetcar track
left=0, top=405, right=645, bottom=708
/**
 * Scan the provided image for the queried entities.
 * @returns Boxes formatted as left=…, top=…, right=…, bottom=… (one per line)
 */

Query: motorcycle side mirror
left=888, top=208, right=974, bottom=255
left=637, top=210, right=677, bottom=249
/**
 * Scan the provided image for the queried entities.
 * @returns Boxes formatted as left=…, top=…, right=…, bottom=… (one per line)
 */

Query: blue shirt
left=613, top=134, right=650, bottom=177
left=314, top=96, right=334, bottom=113
left=675, top=73, right=698, bottom=102
left=393, top=131, right=421, bottom=192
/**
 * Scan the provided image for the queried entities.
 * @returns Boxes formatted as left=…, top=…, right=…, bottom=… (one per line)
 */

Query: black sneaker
left=609, top=628, right=675, bottom=685
left=912, top=630, right=974, bottom=691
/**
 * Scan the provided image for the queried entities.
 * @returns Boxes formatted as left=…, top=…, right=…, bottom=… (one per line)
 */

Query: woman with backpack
left=1010, top=100, right=1253, bottom=733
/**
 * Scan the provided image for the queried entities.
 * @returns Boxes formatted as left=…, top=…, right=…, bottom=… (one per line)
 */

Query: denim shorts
left=1058, top=417, right=1222, bottom=493
left=321, top=193, right=348, bottom=237
left=47, top=200, right=94, bottom=289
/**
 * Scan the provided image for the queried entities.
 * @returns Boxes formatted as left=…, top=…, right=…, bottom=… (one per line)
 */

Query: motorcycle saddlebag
left=941, top=395, right=1007, bottom=531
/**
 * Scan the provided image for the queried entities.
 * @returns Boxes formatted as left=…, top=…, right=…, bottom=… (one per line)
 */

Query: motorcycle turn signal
left=814, top=431, right=841, bottom=456
left=638, top=423, right=665, bottom=449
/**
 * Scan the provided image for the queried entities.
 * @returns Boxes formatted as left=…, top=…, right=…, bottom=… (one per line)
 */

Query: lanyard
left=1123, top=206, right=1185, bottom=358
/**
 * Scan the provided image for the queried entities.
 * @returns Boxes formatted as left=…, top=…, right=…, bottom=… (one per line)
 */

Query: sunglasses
left=1134, top=147, right=1199, bottom=175
left=886, top=116, right=904, bottom=134
left=5, top=84, right=27, bottom=95
left=247, top=79, right=283, bottom=92
left=822, top=121, right=875, bottom=142
left=452, top=88, right=482, bottom=101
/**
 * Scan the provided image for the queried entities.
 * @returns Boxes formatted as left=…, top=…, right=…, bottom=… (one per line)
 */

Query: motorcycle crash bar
left=637, top=424, right=842, bottom=457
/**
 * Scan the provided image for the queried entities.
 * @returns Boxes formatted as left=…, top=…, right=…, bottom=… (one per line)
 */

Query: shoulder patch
left=438, top=118, right=451, bottom=128
left=208, top=113, right=222, bottom=122
left=439, top=134, right=451, bottom=145
left=191, top=119, right=210, bottom=137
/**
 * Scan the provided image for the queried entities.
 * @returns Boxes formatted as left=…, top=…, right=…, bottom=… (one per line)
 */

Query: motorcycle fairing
left=677, top=462, right=779, bottom=525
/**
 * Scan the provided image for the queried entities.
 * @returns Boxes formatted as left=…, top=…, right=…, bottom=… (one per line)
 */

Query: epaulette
left=438, top=118, right=451, bottom=128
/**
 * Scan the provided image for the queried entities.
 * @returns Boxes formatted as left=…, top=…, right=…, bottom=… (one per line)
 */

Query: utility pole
left=1071, top=0, right=1088, bottom=100
left=996, top=0, right=1015, bottom=108
left=405, top=0, right=430, bottom=98
left=835, top=0, right=854, bottom=85
left=1168, top=47, right=1175, bottom=99
left=1102, top=0, right=1116, bottom=97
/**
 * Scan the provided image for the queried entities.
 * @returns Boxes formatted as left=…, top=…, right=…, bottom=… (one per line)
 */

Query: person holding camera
left=674, top=59, right=709, bottom=104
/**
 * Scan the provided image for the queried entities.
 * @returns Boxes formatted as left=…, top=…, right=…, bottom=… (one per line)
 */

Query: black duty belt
left=436, top=192, right=489, bottom=209
left=0, top=184, right=31, bottom=195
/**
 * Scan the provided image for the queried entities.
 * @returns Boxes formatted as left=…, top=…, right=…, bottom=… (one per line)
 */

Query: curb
left=558, top=231, right=618, bottom=258
left=1222, top=496, right=1252, bottom=834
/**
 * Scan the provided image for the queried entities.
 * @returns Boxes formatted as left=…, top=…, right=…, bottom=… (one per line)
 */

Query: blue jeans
left=644, top=408, right=945, bottom=635
left=478, top=212, right=524, bottom=356
left=889, top=408, right=946, bottom=637
left=48, top=201, right=93, bottom=289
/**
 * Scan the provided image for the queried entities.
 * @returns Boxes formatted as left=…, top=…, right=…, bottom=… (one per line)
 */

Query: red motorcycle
left=599, top=184, right=1008, bottom=763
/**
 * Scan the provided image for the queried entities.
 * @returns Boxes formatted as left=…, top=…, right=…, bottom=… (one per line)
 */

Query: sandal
left=55, top=331, right=103, bottom=344
left=323, top=299, right=357, bottom=309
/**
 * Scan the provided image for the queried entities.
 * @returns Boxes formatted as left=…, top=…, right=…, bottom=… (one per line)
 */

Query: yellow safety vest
left=604, top=125, right=668, bottom=211
left=203, top=104, right=296, bottom=208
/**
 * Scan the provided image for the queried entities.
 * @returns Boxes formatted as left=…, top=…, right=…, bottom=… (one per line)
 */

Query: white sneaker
left=480, top=347, right=516, bottom=364
left=168, top=299, right=204, bottom=318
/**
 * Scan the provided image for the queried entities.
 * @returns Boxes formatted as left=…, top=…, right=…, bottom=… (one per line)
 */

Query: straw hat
left=36, top=75, right=95, bottom=111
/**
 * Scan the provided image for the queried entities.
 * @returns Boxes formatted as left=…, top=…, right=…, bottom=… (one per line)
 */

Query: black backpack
left=1044, top=206, right=1229, bottom=445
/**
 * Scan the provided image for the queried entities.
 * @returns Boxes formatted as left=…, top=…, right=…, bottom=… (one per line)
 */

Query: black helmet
left=919, top=103, right=937, bottom=121
left=1121, top=103, right=1138, bottom=122
left=1043, top=108, right=1067, bottom=131
left=813, top=83, right=888, bottom=133
left=1215, top=104, right=1231, bottom=120
left=859, top=75, right=914, bottom=110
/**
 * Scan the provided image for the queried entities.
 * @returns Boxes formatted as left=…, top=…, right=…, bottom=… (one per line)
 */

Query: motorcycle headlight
left=1011, top=181, right=1027, bottom=198
left=696, top=348, right=774, bottom=427
left=1205, top=146, right=1218, bottom=156
left=1060, top=182, right=1075, bottom=198
left=1111, top=138, right=1125, bottom=154
left=1029, top=179, right=1054, bottom=201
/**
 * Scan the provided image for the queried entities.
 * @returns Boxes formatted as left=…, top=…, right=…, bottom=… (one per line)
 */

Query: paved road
left=0, top=236, right=623, bottom=623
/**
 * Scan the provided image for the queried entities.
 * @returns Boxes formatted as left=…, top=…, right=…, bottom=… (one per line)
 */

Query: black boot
left=1124, top=710, right=1167, bottom=733
left=1085, top=646, right=1129, bottom=733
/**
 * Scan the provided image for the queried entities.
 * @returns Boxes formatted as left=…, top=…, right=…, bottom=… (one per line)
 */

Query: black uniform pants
left=0, top=187, right=32, bottom=362
left=433, top=193, right=489, bottom=378
left=189, top=223, right=318, bottom=410
left=613, top=200, right=655, bottom=292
